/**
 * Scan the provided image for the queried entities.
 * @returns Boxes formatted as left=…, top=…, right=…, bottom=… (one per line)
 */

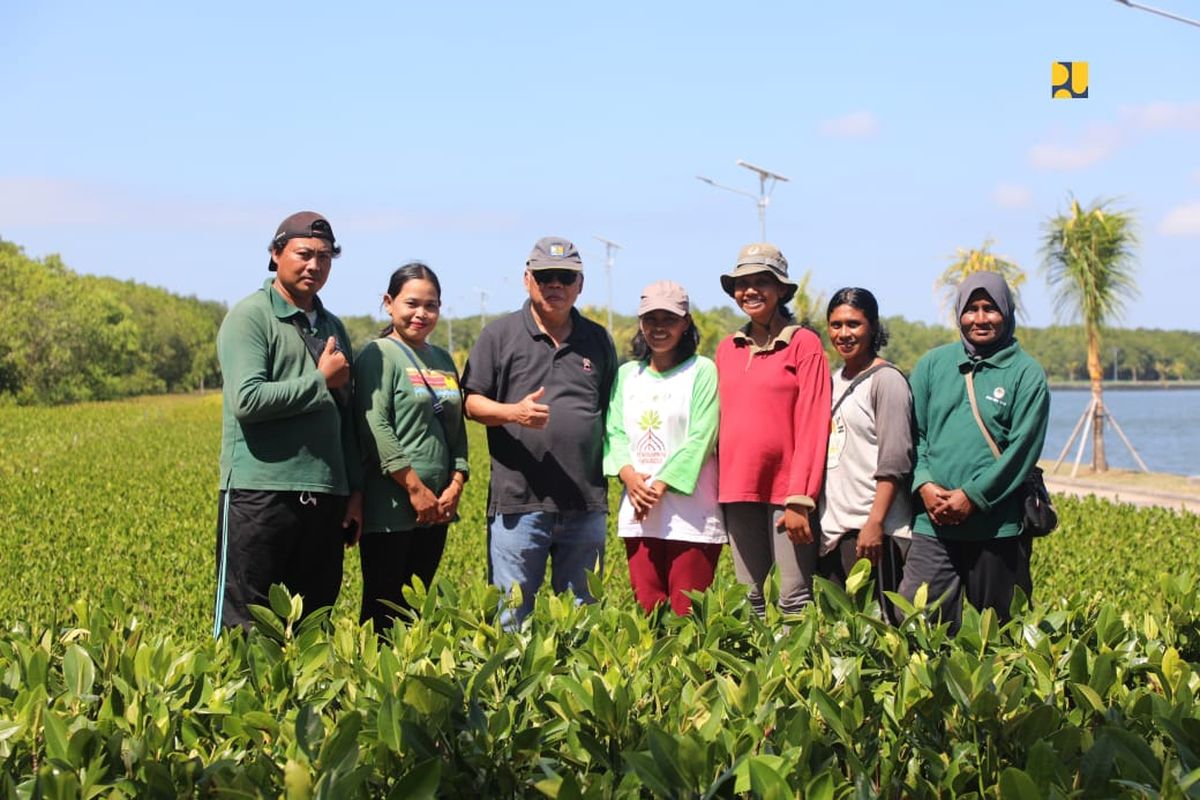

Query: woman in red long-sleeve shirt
left=715, top=243, right=832, bottom=617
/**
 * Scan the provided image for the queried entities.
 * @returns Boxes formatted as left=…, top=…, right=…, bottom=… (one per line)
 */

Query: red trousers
left=624, top=537, right=722, bottom=616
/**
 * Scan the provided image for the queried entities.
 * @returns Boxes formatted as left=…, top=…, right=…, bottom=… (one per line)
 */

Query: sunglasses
left=532, top=269, right=579, bottom=286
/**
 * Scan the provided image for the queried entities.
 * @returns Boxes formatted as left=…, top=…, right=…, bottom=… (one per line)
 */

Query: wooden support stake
left=1070, top=406, right=1095, bottom=479
left=1054, top=397, right=1094, bottom=474
left=1107, top=411, right=1151, bottom=473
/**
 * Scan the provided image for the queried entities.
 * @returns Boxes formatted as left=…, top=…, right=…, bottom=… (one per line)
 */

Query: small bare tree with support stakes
left=1041, top=195, right=1142, bottom=474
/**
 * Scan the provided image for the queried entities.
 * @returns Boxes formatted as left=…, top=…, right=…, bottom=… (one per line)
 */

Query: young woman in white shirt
left=603, top=281, right=725, bottom=615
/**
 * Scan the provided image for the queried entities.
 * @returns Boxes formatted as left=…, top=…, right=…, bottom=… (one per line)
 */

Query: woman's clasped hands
left=919, top=482, right=975, bottom=527
left=619, top=466, right=667, bottom=521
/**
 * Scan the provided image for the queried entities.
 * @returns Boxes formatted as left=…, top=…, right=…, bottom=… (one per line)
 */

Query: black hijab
left=956, top=271, right=1016, bottom=359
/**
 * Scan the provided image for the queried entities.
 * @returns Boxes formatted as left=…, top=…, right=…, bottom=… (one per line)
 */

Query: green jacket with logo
left=910, top=340, right=1049, bottom=540
left=217, top=278, right=362, bottom=494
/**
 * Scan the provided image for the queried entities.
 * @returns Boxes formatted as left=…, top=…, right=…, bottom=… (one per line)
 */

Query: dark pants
left=624, top=538, right=723, bottom=616
left=897, top=533, right=1032, bottom=633
left=358, top=525, right=448, bottom=633
left=213, top=489, right=347, bottom=634
left=817, top=533, right=911, bottom=623
left=723, top=502, right=818, bottom=616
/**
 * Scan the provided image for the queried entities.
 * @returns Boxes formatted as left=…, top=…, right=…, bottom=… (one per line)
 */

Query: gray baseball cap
left=526, top=236, right=583, bottom=271
left=720, top=242, right=797, bottom=302
left=638, top=280, right=690, bottom=316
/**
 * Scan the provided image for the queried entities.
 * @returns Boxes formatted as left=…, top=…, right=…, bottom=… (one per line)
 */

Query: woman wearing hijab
left=899, top=271, right=1050, bottom=632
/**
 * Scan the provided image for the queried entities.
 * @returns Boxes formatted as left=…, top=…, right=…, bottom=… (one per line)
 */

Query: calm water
left=1043, top=388, right=1200, bottom=476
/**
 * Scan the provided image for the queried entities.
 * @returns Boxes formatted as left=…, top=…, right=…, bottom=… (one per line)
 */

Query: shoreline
left=1048, top=380, right=1200, bottom=391
left=1038, top=460, right=1200, bottom=512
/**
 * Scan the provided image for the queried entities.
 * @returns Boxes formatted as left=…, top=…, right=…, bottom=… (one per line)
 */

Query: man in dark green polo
left=213, top=211, right=363, bottom=633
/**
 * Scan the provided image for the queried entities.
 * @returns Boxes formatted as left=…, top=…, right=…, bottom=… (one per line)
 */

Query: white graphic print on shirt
left=614, top=359, right=725, bottom=544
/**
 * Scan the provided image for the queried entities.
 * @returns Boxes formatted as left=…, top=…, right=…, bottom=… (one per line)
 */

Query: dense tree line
left=1021, top=325, right=1200, bottom=383
left=0, top=240, right=223, bottom=404
left=358, top=303, right=1200, bottom=385
left=3, top=237, right=1197, bottom=405
left=595, top=307, right=1199, bottom=383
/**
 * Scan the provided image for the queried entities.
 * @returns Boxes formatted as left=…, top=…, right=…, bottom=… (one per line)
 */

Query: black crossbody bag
left=964, top=371, right=1057, bottom=537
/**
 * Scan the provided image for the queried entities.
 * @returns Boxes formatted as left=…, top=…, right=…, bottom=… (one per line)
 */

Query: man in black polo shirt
left=463, top=236, right=617, bottom=626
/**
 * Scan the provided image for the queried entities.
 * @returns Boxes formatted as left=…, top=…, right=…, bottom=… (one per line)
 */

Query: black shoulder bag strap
left=291, top=316, right=350, bottom=408
left=386, top=337, right=446, bottom=417
left=831, top=362, right=897, bottom=418
left=383, top=337, right=456, bottom=478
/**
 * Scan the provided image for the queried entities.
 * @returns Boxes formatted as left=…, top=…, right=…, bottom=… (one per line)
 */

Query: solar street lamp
left=697, top=159, right=790, bottom=241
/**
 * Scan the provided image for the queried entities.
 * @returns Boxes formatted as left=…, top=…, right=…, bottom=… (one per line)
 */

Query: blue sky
left=2, top=1, right=1198, bottom=329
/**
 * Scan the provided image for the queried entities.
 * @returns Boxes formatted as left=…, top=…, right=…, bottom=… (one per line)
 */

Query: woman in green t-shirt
left=353, top=262, right=469, bottom=633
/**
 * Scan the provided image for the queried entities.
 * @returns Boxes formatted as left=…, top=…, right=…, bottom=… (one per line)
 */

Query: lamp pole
left=697, top=159, right=790, bottom=241
left=594, top=236, right=623, bottom=332
left=1113, top=0, right=1200, bottom=27
left=472, top=288, right=489, bottom=329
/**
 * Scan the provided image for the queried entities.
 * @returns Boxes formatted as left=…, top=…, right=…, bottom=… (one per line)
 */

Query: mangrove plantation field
left=1, top=393, right=1199, bottom=796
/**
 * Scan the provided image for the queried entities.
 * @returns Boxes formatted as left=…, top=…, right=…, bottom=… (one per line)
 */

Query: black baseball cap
left=267, top=211, right=339, bottom=271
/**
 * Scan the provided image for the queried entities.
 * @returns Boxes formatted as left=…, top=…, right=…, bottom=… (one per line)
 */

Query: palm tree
left=1040, top=196, right=1139, bottom=472
left=790, top=269, right=827, bottom=329
left=934, top=238, right=1027, bottom=325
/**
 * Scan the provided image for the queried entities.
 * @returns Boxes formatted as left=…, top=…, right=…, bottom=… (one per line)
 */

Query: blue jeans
left=488, top=510, right=607, bottom=626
